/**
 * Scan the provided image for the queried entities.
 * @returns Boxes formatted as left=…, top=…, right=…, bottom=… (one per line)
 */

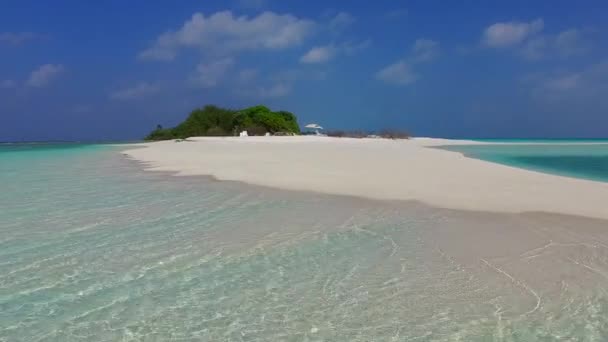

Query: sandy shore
left=123, top=136, right=608, bottom=219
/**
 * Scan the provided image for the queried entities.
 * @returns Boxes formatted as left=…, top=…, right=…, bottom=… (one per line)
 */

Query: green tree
left=234, top=105, right=300, bottom=134
left=144, top=104, right=300, bottom=140
left=274, top=110, right=300, bottom=134
left=145, top=127, right=175, bottom=140
left=172, top=105, right=236, bottom=138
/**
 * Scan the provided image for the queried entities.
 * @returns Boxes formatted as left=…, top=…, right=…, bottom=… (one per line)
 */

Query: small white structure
left=239, top=130, right=248, bottom=137
left=305, top=123, right=324, bottom=136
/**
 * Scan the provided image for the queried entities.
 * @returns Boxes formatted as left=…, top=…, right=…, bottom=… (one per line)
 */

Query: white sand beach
left=123, top=136, right=608, bottom=220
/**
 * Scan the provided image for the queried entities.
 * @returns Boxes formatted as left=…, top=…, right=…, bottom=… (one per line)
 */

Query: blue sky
left=1, top=0, right=607, bottom=141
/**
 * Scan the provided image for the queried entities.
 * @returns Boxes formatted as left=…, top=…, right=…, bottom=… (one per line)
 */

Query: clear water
left=2, top=143, right=608, bottom=341
left=440, top=142, right=608, bottom=182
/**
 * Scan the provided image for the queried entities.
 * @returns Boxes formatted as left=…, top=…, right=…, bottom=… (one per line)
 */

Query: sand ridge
left=123, top=136, right=608, bottom=220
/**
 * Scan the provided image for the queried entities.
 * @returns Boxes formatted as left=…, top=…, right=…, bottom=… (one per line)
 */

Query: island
left=145, top=105, right=300, bottom=140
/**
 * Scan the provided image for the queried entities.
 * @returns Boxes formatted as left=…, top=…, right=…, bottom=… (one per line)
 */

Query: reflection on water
left=1, top=145, right=608, bottom=341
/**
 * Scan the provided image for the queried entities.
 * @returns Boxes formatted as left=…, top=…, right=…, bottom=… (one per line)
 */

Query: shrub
left=326, top=130, right=345, bottom=137
left=326, top=130, right=369, bottom=138
left=206, top=126, right=228, bottom=136
left=378, top=129, right=410, bottom=139
left=172, top=105, right=237, bottom=138
left=234, top=105, right=300, bottom=135
left=244, top=126, right=268, bottom=136
left=145, top=126, right=176, bottom=140
left=275, top=110, right=300, bottom=134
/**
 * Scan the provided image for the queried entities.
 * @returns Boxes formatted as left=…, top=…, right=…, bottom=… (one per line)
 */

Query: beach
left=4, top=0, right=608, bottom=339
left=3, top=141, right=608, bottom=340
left=124, top=136, right=608, bottom=220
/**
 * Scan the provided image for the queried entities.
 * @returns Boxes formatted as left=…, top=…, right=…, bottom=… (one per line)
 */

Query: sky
left=1, top=0, right=608, bottom=141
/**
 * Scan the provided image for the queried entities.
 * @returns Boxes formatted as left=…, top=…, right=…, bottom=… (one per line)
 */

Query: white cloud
left=191, top=58, right=234, bottom=88
left=521, top=28, right=589, bottom=60
left=342, top=39, right=372, bottom=55
left=237, top=68, right=259, bottom=84
left=0, top=80, right=16, bottom=88
left=412, top=39, right=440, bottom=62
left=139, top=11, right=315, bottom=61
left=375, top=61, right=418, bottom=85
left=329, top=12, right=355, bottom=33
left=543, top=73, right=582, bottom=91
left=374, top=39, right=438, bottom=85
left=110, top=82, right=160, bottom=100
left=481, top=19, right=590, bottom=61
left=555, top=29, right=588, bottom=57
left=272, top=69, right=327, bottom=82
left=234, top=65, right=328, bottom=99
left=521, top=36, right=548, bottom=60
left=525, top=60, right=608, bottom=100
left=234, top=68, right=323, bottom=98
left=300, top=45, right=336, bottom=63
left=0, top=32, right=39, bottom=45
left=299, top=39, right=370, bottom=64
left=482, top=18, right=544, bottom=48
left=26, top=64, right=65, bottom=87
left=257, top=83, right=291, bottom=98
left=235, top=79, right=291, bottom=98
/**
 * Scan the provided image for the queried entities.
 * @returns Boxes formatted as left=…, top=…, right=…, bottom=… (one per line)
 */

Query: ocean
left=439, top=141, right=608, bottom=183
left=2, top=142, right=608, bottom=341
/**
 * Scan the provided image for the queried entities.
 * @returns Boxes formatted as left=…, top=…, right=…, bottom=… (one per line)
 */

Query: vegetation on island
left=145, top=104, right=410, bottom=141
left=323, top=129, right=411, bottom=139
left=145, top=105, right=300, bottom=140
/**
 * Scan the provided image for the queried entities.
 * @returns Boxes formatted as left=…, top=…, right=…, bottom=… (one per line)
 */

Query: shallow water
left=440, top=142, right=608, bottom=182
left=2, top=144, right=608, bottom=341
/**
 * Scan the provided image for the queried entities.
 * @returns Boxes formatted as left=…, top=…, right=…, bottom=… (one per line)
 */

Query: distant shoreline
left=0, top=140, right=144, bottom=145
left=122, top=136, right=608, bottom=220
left=3, top=137, right=608, bottom=145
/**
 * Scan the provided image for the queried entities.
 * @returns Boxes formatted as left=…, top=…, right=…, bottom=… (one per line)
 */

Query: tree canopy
left=145, top=105, right=301, bottom=141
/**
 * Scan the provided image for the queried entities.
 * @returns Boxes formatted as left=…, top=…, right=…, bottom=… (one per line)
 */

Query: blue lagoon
left=2, top=143, right=608, bottom=341
left=440, top=141, right=608, bottom=183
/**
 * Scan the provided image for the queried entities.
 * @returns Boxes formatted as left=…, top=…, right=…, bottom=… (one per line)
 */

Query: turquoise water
left=440, top=142, right=608, bottom=182
left=3, top=144, right=608, bottom=341
left=472, top=139, right=608, bottom=144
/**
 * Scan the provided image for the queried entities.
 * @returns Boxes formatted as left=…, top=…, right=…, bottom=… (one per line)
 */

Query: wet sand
left=121, top=149, right=608, bottom=339
left=118, top=139, right=608, bottom=339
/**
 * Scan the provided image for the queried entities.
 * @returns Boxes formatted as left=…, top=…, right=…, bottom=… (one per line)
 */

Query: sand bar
left=123, top=136, right=608, bottom=219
